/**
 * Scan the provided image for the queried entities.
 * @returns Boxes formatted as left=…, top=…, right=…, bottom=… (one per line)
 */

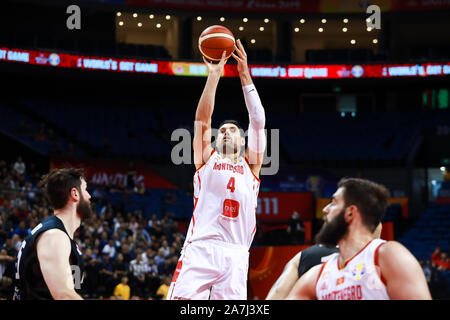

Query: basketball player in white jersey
left=167, top=40, right=265, bottom=300
left=266, top=223, right=382, bottom=300
left=287, top=178, right=431, bottom=300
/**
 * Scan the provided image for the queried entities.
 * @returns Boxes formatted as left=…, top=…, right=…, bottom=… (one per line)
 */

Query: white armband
left=243, top=84, right=266, bottom=153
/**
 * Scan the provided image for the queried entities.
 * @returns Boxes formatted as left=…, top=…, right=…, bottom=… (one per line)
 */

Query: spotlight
left=156, top=23, right=161, bottom=28
left=264, top=18, right=269, bottom=23
left=149, top=14, right=154, bottom=19
left=318, top=27, right=324, bottom=32
left=239, top=26, right=244, bottom=31
left=321, top=18, right=327, bottom=23
left=165, top=15, right=171, bottom=20
left=133, top=13, right=138, bottom=18
left=294, top=27, right=300, bottom=32
left=116, top=12, right=121, bottom=17
left=250, top=39, right=256, bottom=44
left=259, top=26, right=264, bottom=31
left=342, top=27, right=348, bottom=32
left=243, top=18, right=248, bottom=22
left=197, top=16, right=202, bottom=21
left=343, top=18, right=348, bottom=23
left=350, top=39, right=356, bottom=44
left=300, top=19, right=305, bottom=23
left=372, top=39, right=378, bottom=44
left=137, top=22, right=142, bottom=27
left=220, top=17, right=225, bottom=22
left=118, top=21, right=124, bottom=26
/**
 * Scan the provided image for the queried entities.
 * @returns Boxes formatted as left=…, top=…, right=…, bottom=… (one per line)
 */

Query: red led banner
left=1, top=47, right=449, bottom=79
left=50, top=157, right=178, bottom=189
left=256, top=192, right=314, bottom=221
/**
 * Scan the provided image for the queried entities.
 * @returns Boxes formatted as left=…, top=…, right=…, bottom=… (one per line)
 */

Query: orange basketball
left=198, top=25, right=235, bottom=61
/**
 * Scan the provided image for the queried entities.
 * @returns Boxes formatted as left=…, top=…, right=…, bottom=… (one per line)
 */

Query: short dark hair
left=39, top=168, right=86, bottom=210
left=337, top=178, right=390, bottom=232
left=218, top=120, right=241, bottom=130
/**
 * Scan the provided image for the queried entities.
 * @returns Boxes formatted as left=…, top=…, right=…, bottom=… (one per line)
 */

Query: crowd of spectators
left=421, top=246, right=450, bottom=299
left=2, top=156, right=449, bottom=300
left=0, top=156, right=185, bottom=300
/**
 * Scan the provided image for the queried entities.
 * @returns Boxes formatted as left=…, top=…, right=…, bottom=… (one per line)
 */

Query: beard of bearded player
left=314, top=207, right=349, bottom=247
left=76, top=193, right=93, bottom=220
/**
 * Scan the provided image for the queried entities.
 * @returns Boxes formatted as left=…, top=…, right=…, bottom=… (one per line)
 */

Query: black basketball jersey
left=13, top=215, right=84, bottom=300
left=298, top=244, right=339, bottom=278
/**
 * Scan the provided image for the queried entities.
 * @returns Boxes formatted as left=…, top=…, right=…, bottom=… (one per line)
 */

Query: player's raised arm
left=193, top=51, right=228, bottom=169
left=232, top=39, right=266, bottom=177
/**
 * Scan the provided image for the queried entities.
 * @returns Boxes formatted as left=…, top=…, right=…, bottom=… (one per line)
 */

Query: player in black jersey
left=266, top=245, right=338, bottom=300
left=13, top=168, right=92, bottom=300
left=266, top=221, right=382, bottom=299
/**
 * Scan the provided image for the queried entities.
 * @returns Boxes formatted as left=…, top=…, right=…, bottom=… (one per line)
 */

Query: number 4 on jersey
left=227, top=177, right=235, bottom=193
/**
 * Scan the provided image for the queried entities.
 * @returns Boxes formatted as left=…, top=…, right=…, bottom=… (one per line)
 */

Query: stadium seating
left=3, top=99, right=449, bottom=163
left=22, top=100, right=171, bottom=158
left=92, top=187, right=193, bottom=220
left=399, top=203, right=450, bottom=261
left=0, top=103, right=81, bottom=156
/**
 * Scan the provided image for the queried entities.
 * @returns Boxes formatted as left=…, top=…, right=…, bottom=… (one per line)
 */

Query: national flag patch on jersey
left=351, top=263, right=366, bottom=280
left=336, top=276, right=345, bottom=286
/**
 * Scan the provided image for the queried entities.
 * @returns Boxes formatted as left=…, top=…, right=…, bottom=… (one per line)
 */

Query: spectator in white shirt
left=161, top=240, right=170, bottom=258
left=154, top=247, right=166, bottom=266
left=13, top=157, right=26, bottom=176
left=102, top=239, right=117, bottom=259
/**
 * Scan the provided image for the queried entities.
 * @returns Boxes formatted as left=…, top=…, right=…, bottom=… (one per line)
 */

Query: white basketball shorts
left=167, top=240, right=249, bottom=300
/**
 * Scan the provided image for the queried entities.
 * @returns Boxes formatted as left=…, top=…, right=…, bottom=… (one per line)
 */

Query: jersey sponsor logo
left=336, top=276, right=345, bottom=286
left=351, top=263, right=366, bottom=280
left=213, top=162, right=244, bottom=175
left=321, top=284, right=363, bottom=300
left=222, top=199, right=240, bottom=218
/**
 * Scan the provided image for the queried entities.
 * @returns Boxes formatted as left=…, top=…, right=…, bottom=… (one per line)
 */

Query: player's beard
left=76, top=194, right=93, bottom=220
left=314, top=208, right=349, bottom=247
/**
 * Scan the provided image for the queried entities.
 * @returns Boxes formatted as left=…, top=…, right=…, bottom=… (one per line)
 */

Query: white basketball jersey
left=316, top=239, right=390, bottom=300
left=184, top=150, right=260, bottom=249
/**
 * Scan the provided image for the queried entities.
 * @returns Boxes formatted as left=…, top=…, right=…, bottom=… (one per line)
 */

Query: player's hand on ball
left=203, top=51, right=228, bottom=77
left=231, top=39, right=249, bottom=75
